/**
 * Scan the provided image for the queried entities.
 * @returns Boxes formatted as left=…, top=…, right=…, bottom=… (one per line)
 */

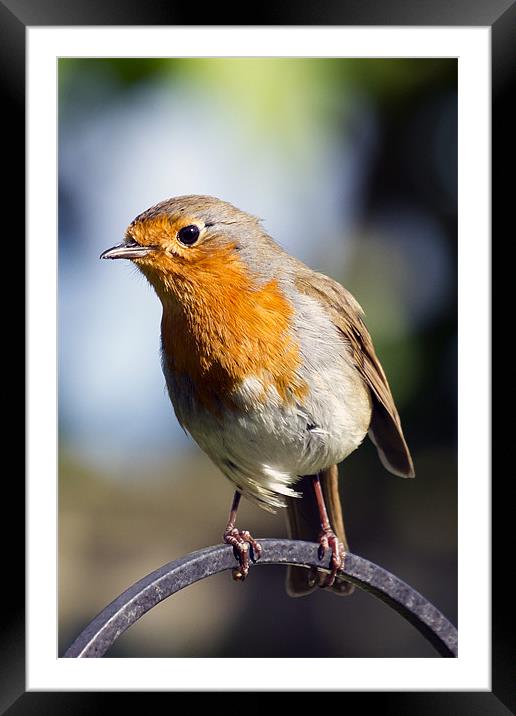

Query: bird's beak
left=100, top=240, right=157, bottom=260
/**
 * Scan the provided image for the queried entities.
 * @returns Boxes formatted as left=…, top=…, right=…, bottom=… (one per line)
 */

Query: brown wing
left=295, top=270, right=415, bottom=478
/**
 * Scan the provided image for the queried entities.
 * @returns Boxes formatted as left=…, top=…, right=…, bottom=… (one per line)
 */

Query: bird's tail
left=285, top=465, right=354, bottom=597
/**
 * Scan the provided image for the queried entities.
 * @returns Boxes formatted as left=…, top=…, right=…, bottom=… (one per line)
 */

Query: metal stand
left=63, top=539, right=458, bottom=658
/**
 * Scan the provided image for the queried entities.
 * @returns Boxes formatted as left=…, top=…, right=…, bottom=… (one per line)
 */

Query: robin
left=101, top=195, right=414, bottom=596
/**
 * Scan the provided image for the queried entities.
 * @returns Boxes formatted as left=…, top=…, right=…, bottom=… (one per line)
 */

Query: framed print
left=10, top=0, right=509, bottom=711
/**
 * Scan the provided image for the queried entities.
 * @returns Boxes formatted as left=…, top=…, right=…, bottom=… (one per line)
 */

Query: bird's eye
left=177, top=225, right=200, bottom=246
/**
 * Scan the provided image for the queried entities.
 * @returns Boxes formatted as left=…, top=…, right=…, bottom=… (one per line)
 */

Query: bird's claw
left=317, top=528, right=346, bottom=588
left=224, top=527, right=262, bottom=581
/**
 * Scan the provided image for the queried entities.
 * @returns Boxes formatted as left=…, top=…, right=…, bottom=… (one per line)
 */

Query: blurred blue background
left=59, top=58, right=457, bottom=657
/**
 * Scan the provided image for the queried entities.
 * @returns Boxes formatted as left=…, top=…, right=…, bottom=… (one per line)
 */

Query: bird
left=100, top=194, right=414, bottom=596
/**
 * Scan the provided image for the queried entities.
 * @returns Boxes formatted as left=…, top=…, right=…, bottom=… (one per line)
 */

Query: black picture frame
left=8, top=0, right=508, bottom=712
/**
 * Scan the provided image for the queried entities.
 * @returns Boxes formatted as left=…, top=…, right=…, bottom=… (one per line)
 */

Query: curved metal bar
left=63, top=539, right=457, bottom=658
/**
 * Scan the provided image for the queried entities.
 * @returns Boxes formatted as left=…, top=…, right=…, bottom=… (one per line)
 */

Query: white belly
left=173, top=365, right=371, bottom=512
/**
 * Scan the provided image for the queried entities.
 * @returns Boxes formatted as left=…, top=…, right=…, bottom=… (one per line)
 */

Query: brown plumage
left=295, top=268, right=414, bottom=479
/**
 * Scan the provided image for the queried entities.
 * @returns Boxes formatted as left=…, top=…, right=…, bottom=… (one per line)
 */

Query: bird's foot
left=317, top=528, right=346, bottom=588
left=224, top=527, right=262, bottom=581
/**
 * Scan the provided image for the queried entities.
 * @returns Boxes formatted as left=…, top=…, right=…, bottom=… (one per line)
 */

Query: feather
left=295, top=270, right=415, bottom=478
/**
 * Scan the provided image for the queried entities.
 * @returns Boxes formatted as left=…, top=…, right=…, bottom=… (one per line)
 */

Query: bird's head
left=100, top=194, right=303, bottom=403
left=100, top=195, right=280, bottom=305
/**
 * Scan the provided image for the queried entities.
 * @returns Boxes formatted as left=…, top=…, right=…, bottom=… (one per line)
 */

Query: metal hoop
left=63, top=539, right=457, bottom=658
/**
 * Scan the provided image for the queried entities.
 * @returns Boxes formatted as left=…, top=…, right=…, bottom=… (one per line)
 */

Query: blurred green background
left=58, top=58, right=457, bottom=658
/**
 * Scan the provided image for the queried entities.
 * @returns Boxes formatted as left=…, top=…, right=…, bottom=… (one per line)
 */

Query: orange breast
left=160, top=249, right=307, bottom=415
